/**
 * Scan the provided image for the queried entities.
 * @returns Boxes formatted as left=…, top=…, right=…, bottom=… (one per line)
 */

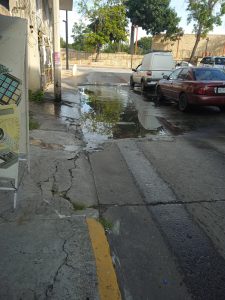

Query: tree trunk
left=95, top=45, right=100, bottom=62
left=189, top=27, right=202, bottom=63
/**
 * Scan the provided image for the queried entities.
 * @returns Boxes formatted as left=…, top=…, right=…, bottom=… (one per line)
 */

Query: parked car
left=199, top=56, right=225, bottom=70
left=156, top=67, right=225, bottom=112
left=175, top=61, right=193, bottom=68
left=130, top=51, right=175, bottom=91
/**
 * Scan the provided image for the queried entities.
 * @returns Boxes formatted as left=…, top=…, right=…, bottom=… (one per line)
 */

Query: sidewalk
left=0, top=71, right=111, bottom=299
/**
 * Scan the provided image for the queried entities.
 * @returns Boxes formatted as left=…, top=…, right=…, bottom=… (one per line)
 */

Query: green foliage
left=102, top=42, right=130, bottom=53
left=73, top=1, right=128, bottom=55
left=29, top=90, right=44, bottom=102
left=99, top=217, right=113, bottom=231
left=125, top=0, right=181, bottom=38
left=86, top=4, right=128, bottom=54
left=72, top=21, right=92, bottom=51
left=72, top=202, right=86, bottom=211
left=137, top=36, right=152, bottom=54
left=187, top=0, right=225, bottom=36
left=187, top=0, right=225, bottom=60
left=29, top=117, right=39, bottom=130
left=60, top=37, right=66, bottom=48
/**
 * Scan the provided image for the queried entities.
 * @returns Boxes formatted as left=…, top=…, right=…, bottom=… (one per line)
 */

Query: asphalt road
left=78, top=66, right=225, bottom=300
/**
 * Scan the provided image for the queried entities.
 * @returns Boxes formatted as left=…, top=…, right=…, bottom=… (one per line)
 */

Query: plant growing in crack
left=72, top=202, right=86, bottom=211
left=99, top=217, right=113, bottom=231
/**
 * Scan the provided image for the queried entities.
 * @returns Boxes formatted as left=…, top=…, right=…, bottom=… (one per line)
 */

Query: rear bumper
left=188, top=94, right=225, bottom=106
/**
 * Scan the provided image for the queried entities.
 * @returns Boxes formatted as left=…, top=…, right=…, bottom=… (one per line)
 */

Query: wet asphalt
left=44, top=67, right=225, bottom=299
left=74, top=67, right=225, bottom=300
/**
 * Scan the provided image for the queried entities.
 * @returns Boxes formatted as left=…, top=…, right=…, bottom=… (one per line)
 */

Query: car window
left=215, top=57, right=225, bottom=65
left=194, top=68, right=225, bottom=81
left=201, top=57, right=214, bottom=65
left=169, top=68, right=182, bottom=80
left=177, top=68, right=190, bottom=80
left=136, top=64, right=142, bottom=71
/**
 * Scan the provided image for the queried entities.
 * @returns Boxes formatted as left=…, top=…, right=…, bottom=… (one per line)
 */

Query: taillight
left=147, top=71, right=152, bottom=76
left=194, top=86, right=214, bottom=95
left=194, top=87, right=206, bottom=95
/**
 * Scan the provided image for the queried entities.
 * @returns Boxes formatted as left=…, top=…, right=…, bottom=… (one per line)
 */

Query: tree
left=137, top=36, right=152, bottom=54
left=124, top=0, right=181, bottom=53
left=60, top=37, right=66, bottom=48
left=187, top=0, right=225, bottom=62
left=86, top=4, right=128, bottom=59
left=71, top=21, right=91, bottom=51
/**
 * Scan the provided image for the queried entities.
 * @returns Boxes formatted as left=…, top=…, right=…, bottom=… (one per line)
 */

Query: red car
left=156, top=67, right=225, bottom=112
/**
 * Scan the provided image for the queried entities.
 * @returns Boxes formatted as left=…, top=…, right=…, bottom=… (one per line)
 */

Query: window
left=194, top=69, right=225, bottom=81
left=215, top=57, right=225, bottom=65
left=169, top=68, right=182, bottom=80
left=178, top=68, right=190, bottom=80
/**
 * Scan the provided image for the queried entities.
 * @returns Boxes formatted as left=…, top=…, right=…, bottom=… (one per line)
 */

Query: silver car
left=199, top=56, right=225, bottom=70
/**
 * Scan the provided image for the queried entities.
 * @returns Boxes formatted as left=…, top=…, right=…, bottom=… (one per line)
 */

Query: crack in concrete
left=96, top=198, right=225, bottom=208
left=45, top=228, right=76, bottom=299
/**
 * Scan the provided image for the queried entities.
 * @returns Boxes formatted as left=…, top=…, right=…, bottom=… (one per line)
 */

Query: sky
left=60, top=0, right=225, bottom=44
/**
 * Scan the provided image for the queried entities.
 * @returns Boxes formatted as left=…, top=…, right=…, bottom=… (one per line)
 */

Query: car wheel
left=218, top=105, right=225, bottom=112
left=178, top=93, right=189, bottom=112
left=155, top=87, right=164, bottom=106
left=130, top=76, right=135, bottom=89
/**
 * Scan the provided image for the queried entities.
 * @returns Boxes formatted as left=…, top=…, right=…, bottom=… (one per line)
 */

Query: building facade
left=0, top=0, right=54, bottom=91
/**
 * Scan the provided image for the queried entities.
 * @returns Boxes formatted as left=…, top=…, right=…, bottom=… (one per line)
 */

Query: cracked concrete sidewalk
left=0, top=71, right=100, bottom=300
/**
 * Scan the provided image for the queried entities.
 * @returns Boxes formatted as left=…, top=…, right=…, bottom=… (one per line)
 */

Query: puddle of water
left=79, top=86, right=164, bottom=147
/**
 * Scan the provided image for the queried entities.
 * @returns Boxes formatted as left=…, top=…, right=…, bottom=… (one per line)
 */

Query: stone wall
left=61, top=49, right=143, bottom=69
left=152, top=34, right=225, bottom=60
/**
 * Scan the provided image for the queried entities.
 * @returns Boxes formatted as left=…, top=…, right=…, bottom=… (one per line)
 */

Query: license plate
left=217, top=87, right=225, bottom=93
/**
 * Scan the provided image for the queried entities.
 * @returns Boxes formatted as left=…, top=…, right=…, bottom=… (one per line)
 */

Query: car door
left=161, top=68, right=182, bottom=99
left=132, top=64, right=143, bottom=84
left=170, top=68, right=190, bottom=100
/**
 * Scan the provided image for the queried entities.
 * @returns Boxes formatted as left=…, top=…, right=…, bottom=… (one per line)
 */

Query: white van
left=130, top=51, right=175, bottom=91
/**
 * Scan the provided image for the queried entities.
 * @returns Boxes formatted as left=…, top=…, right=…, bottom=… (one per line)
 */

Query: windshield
left=215, top=57, right=225, bottom=65
left=194, top=69, right=225, bottom=81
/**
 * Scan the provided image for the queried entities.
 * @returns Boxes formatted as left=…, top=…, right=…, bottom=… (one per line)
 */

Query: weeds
left=29, top=117, right=39, bottom=130
left=99, top=217, right=113, bottom=231
left=29, top=89, right=44, bottom=102
left=72, top=202, right=86, bottom=211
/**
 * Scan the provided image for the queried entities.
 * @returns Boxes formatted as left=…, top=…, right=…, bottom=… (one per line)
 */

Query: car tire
left=155, top=86, right=164, bottom=106
left=178, top=93, right=189, bottom=112
left=218, top=105, right=225, bottom=112
left=130, top=76, right=135, bottom=89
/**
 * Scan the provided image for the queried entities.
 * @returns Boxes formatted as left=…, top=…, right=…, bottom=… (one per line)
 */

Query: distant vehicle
left=199, top=56, right=225, bottom=70
left=175, top=61, right=193, bottom=68
left=130, top=51, right=175, bottom=91
left=156, top=67, right=225, bottom=112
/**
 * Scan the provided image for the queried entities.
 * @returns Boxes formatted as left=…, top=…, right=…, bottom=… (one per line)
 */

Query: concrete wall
left=152, top=34, right=225, bottom=60
left=61, top=49, right=143, bottom=69
left=1, top=0, right=53, bottom=91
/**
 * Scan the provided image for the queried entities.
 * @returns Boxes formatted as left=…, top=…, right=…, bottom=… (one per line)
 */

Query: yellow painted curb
left=87, top=218, right=121, bottom=300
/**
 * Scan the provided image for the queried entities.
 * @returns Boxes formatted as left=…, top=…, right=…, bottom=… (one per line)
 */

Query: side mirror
left=163, top=75, right=169, bottom=80
left=132, top=68, right=137, bottom=72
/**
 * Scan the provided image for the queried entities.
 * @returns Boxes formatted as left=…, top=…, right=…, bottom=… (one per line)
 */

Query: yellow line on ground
left=87, top=218, right=121, bottom=300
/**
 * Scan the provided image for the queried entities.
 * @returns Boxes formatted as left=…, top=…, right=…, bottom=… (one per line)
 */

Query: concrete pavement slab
left=0, top=216, right=99, bottom=300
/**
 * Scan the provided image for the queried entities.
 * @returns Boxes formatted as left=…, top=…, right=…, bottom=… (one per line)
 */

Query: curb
left=87, top=218, right=121, bottom=300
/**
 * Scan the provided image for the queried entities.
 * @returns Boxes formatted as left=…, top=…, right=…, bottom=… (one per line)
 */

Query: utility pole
left=135, top=25, right=138, bottom=55
left=53, top=0, right=61, bottom=101
left=63, top=10, right=69, bottom=70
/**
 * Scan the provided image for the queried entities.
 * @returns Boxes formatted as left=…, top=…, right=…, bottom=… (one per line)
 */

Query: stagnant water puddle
left=79, top=86, right=166, bottom=147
